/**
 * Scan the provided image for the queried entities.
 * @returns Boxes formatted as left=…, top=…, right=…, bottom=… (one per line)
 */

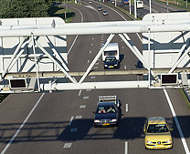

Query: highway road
left=0, top=1, right=189, bottom=154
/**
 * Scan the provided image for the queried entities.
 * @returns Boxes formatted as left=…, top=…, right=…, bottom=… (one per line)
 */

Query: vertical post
left=186, top=0, right=187, bottom=8
left=65, top=0, right=67, bottom=21
left=166, top=0, right=168, bottom=12
left=32, top=34, right=40, bottom=92
left=115, top=0, right=117, bottom=7
left=149, top=0, right=152, bottom=13
left=79, top=34, right=115, bottom=83
left=148, top=28, right=151, bottom=87
left=129, top=0, right=131, bottom=14
left=134, top=0, right=137, bottom=19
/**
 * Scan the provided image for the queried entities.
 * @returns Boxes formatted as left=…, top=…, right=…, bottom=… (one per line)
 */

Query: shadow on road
left=0, top=115, right=189, bottom=143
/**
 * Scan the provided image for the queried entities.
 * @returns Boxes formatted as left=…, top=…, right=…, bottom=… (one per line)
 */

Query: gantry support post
left=45, top=36, right=69, bottom=71
left=79, top=34, right=115, bottom=83
left=32, top=34, right=40, bottom=91
left=1, top=37, right=31, bottom=79
left=169, top=43, right=190, bottom=73
left=35, top=40, right=77, bottom=83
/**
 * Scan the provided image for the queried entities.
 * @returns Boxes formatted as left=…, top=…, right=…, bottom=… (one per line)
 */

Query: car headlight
left=166, top=139, right=172, bottom=143
left=94, top=120, right=100, bottom=123
left=104, top=65, right=108, bottom=67
left=146, top=141, right=153, bottom=144
left=114, top=64, right=118, bottom=66
left=111, top=119, right=117, bottom=122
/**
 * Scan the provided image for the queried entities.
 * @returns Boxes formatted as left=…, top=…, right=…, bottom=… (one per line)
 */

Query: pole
left=115, top=0, right=117, bottom=7
left=134, top=0, right=137, bottom=19
left=149, top=0, right=152, bottom=13
left=129, top=0, right=132, bottom=14
left=64, top=0, right=67, bottom=21
left=166, top=0, right=168, bottom=12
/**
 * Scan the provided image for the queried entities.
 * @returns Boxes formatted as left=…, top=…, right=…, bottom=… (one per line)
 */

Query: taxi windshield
left=147, top=124, right=169, bottom=133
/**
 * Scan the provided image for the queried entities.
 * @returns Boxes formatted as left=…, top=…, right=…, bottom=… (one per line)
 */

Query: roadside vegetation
left=0, top=0, right=75, bottom=22
left=158, top=0, right=190, bottom=10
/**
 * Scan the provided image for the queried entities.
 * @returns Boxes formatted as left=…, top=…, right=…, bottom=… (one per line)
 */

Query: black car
left=94, top=102, right=120, bottom=127
left=97, top=6, right=102, bottom=11
left=104, top=57, right=119, bottom=69
left=102, top=10, right=109, bottom=16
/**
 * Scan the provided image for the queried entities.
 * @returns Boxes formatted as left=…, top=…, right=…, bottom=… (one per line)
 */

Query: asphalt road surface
left=0, top=1, right=189, bottom=154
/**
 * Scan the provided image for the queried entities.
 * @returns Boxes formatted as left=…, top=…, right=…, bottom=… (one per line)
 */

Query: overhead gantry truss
left=0, top=12, right=190, bottom=93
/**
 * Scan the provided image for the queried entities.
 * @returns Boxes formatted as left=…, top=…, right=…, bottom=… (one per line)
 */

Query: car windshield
left=147, top=124, right=169, bottom=133
left=105, top=57, right=116, bottom=62
left=96, top=105, right=116, bottom=114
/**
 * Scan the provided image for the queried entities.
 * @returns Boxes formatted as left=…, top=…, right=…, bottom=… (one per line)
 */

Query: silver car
left=103, top=10, right=108, bottom=16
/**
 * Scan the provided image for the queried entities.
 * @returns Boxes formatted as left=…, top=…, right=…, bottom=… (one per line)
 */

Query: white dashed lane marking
left=69, top=116, right=74, bottom=126
left=64, top=143, right=72, bottom=149
left=80, top=105, right=86, bottom=109
left=126, top=104, right=128, bottom=113
left=83, top=96, right=89, bottom=100
left=75, top=115, right=82, bottom=119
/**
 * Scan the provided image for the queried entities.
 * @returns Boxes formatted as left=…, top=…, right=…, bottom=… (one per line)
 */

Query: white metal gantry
left=0, top=12, right=190, bottom=93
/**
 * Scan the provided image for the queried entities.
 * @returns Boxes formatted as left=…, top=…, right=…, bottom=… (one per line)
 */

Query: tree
left=0, top=0, right=52, bottom=18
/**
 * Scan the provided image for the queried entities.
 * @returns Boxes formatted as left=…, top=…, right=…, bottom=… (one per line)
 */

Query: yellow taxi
left=144, top=117, right=173, bottom=149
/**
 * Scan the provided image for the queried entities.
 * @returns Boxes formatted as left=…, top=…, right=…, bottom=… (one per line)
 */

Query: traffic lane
left=66, top=4, right=84, bottom=52
left=68, top=4, right=104, bottom=72
left=0, top=90, right=185, bottom=154
left=69, top=1, right=142, bottom=72
left=60, top=88, right=184, bottom=154
left=1, top=91, right=86, bottom=154
left=0, top=93, right=43, bottom=151
left=166, top=89, right=190, bottom=152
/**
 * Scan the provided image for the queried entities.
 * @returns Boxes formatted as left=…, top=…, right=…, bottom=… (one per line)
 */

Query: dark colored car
left=104, top=57, right=119, bottom=69
left=98, top=6, right=102, bottom=11
left=102, top=10, right=109, bottom=16
left=94, top=102, right=120, bottom=127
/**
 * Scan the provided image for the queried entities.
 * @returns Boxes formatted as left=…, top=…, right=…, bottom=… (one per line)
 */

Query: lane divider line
left=126, top=104, right=128, bottom=113
left=69, top=116, right=74, bottom=126
left=163, top=88, right=190, bottom=154
left=1, top=93, right=45, bottom=154
left=63, top=143, right=72, bottom=149
left=67, top=6, right=84, bottom=55
left=125, top=141, right=128, bottom=154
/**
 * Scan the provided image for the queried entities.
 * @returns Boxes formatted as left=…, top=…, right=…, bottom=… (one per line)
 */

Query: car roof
left=147, top=117, right=166, bottom=124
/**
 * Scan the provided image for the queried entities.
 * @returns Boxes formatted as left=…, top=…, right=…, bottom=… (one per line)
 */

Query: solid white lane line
left=163, top=88, right=190, bottom=154
left=75, top=115, right=82, bottom=119
left=78, top=90, right=82, bottom=96
left=125, top=142, right=128, bottom=154
left=1, top=93, right=45, bottom=154
left=69, top=116, right=74, bottom=126
left=68, top=7, right=84, bottom=55
left=68, top=36, right=79, bottom=55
